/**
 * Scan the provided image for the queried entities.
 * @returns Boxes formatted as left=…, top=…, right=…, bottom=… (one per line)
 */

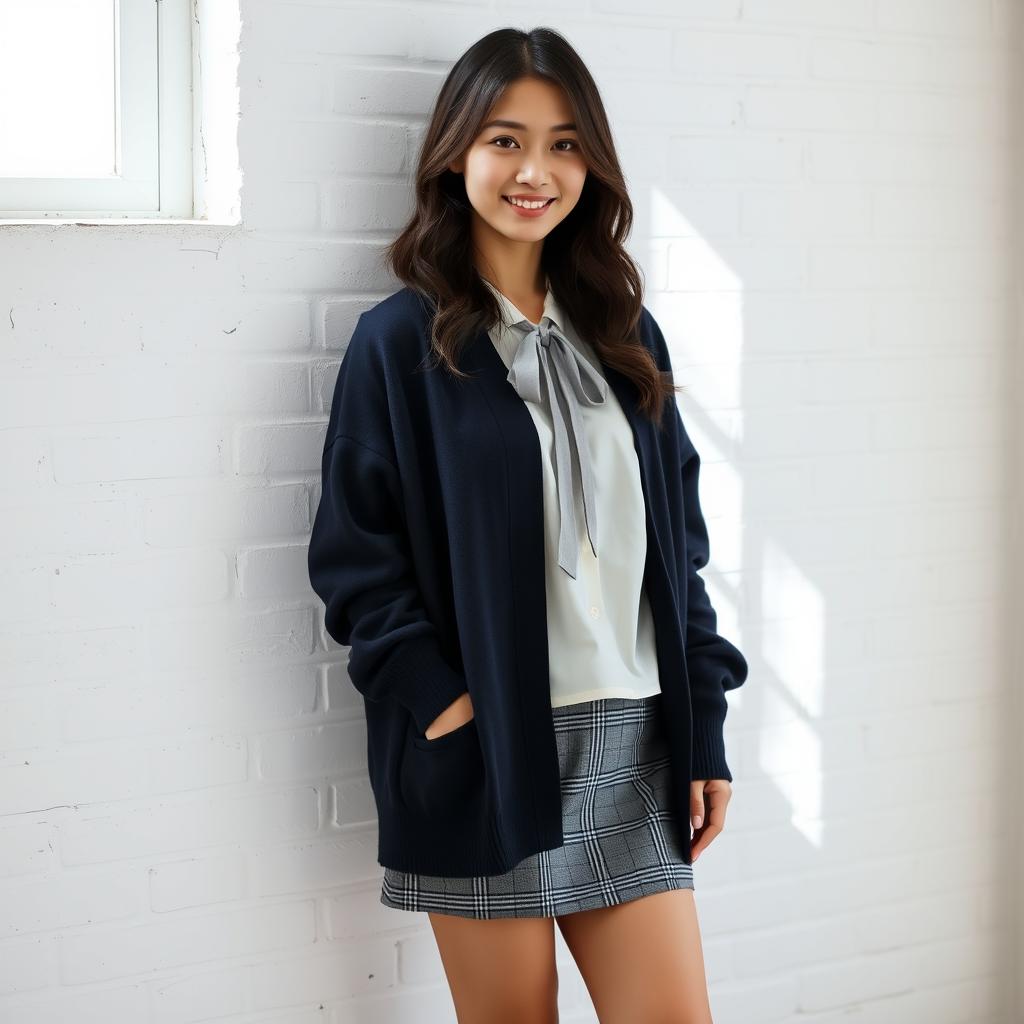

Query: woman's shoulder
left=636, top=302, right=671, bottom=371
left=359, top=286, right=435, bottom=337
left=346, top=287, right=436, bottom=370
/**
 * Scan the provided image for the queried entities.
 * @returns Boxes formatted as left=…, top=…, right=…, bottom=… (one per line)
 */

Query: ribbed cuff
left=691, top=709, right=733, bottom=782
left=378, top=633, right=470, bottom=735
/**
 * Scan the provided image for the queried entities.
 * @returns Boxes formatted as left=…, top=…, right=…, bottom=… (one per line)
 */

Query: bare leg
left=428, top=911, right=560, bottom=1023
left=556, top=888, right=712, bottom=1024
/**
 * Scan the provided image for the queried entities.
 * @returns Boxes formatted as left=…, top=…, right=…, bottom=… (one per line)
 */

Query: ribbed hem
left=382, top=812, right=505, bottom=877
left=379, top=805, right=565, bottom=878
left=379, top=633, right=470, bottom=735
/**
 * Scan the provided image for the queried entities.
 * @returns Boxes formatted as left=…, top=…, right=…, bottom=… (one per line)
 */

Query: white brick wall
left=0, top=1, right=1018, bottom=1021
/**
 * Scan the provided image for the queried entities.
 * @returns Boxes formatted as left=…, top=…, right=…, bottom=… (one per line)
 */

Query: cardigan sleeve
left=675, top=406, right=748, bottom=781
left=307, top=317, right=470, bottom=735
left=643, top=307, right=748, bottom=782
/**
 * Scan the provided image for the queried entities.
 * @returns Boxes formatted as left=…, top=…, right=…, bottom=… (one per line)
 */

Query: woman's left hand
left=689, top=778, right=731, bottom=863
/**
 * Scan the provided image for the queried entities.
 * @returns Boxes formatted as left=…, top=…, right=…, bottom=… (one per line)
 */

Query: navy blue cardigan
left=307, top=286, right=748, bottom=877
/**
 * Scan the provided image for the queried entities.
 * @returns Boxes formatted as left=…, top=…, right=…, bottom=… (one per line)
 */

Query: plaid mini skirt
left=379, top=692, right=694, bottom=919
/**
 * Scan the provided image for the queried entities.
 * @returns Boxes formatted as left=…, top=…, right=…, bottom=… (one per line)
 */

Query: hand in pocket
left=424, top=691, right=475, bottom=740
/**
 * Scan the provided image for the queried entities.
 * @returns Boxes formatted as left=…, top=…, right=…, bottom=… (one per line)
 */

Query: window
left=0, top=0, right=239, bottom=223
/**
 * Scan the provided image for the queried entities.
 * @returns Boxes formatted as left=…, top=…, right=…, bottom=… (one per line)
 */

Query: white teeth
left=505, top=196, right=551, bottom=209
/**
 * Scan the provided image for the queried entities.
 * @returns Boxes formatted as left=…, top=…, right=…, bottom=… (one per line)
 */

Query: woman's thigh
left=555, top=888, right=712, bottom=1024
left=427, top=911, right=560, bottom=1024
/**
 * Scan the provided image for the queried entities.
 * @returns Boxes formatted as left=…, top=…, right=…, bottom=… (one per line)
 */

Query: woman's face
left=449, top=76, right=588, bottom=244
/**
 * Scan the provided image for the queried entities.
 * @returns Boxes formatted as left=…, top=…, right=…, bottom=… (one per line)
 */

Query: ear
left=448, top=159, right=463, bottom=175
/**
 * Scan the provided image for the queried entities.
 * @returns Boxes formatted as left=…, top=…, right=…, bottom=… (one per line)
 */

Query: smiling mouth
left=502, top=196, right=557, bottom=207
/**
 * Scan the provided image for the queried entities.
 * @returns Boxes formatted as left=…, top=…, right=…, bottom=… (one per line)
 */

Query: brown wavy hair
left=382, top=25, right=682, bottom=425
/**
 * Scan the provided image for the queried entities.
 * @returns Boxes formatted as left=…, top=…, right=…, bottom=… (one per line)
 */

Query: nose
left=516, top=145, right=554, bottom=185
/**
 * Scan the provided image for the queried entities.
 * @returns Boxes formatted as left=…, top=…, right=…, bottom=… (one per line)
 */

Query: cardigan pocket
left=411, top=714, right=478, bottom=750
left=400, top=714, right=485, bottom=818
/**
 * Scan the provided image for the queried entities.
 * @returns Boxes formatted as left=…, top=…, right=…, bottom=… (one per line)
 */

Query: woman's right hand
left=423, top=691, right=475, bottom=740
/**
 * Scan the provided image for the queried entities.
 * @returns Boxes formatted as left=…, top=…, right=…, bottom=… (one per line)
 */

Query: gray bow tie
left=506, top=316, right=608, bottom=578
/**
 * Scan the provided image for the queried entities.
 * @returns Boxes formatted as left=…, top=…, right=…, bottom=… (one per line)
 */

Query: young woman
left=307, top=25, right=748, bottom=1023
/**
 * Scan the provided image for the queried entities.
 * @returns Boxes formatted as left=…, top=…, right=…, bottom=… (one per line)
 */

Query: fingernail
left=692, top=815, right=702, bottom=830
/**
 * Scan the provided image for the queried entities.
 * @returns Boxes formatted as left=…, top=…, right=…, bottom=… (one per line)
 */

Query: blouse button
left=589, top=605, right=600, bottom=619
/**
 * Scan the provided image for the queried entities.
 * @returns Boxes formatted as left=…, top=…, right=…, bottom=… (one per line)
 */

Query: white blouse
left=482, top=278, right=663, bottom=708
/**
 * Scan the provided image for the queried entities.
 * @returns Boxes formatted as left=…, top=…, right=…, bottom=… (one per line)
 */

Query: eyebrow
left=480, top=119, right=578, bottom=132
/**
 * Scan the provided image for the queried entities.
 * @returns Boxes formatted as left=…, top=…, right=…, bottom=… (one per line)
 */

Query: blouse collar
left=481, top=275, right=567, bottom=336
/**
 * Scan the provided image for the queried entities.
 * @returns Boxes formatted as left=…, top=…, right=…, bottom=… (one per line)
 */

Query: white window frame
left=0, top=0, right=196, bottom=220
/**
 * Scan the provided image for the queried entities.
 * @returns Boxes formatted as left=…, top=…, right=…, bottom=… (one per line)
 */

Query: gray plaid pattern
left=380, top=693, right=693, bottom=919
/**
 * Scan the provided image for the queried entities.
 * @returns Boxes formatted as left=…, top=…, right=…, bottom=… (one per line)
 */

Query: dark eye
left=488, top=136, right=579, bottom=152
